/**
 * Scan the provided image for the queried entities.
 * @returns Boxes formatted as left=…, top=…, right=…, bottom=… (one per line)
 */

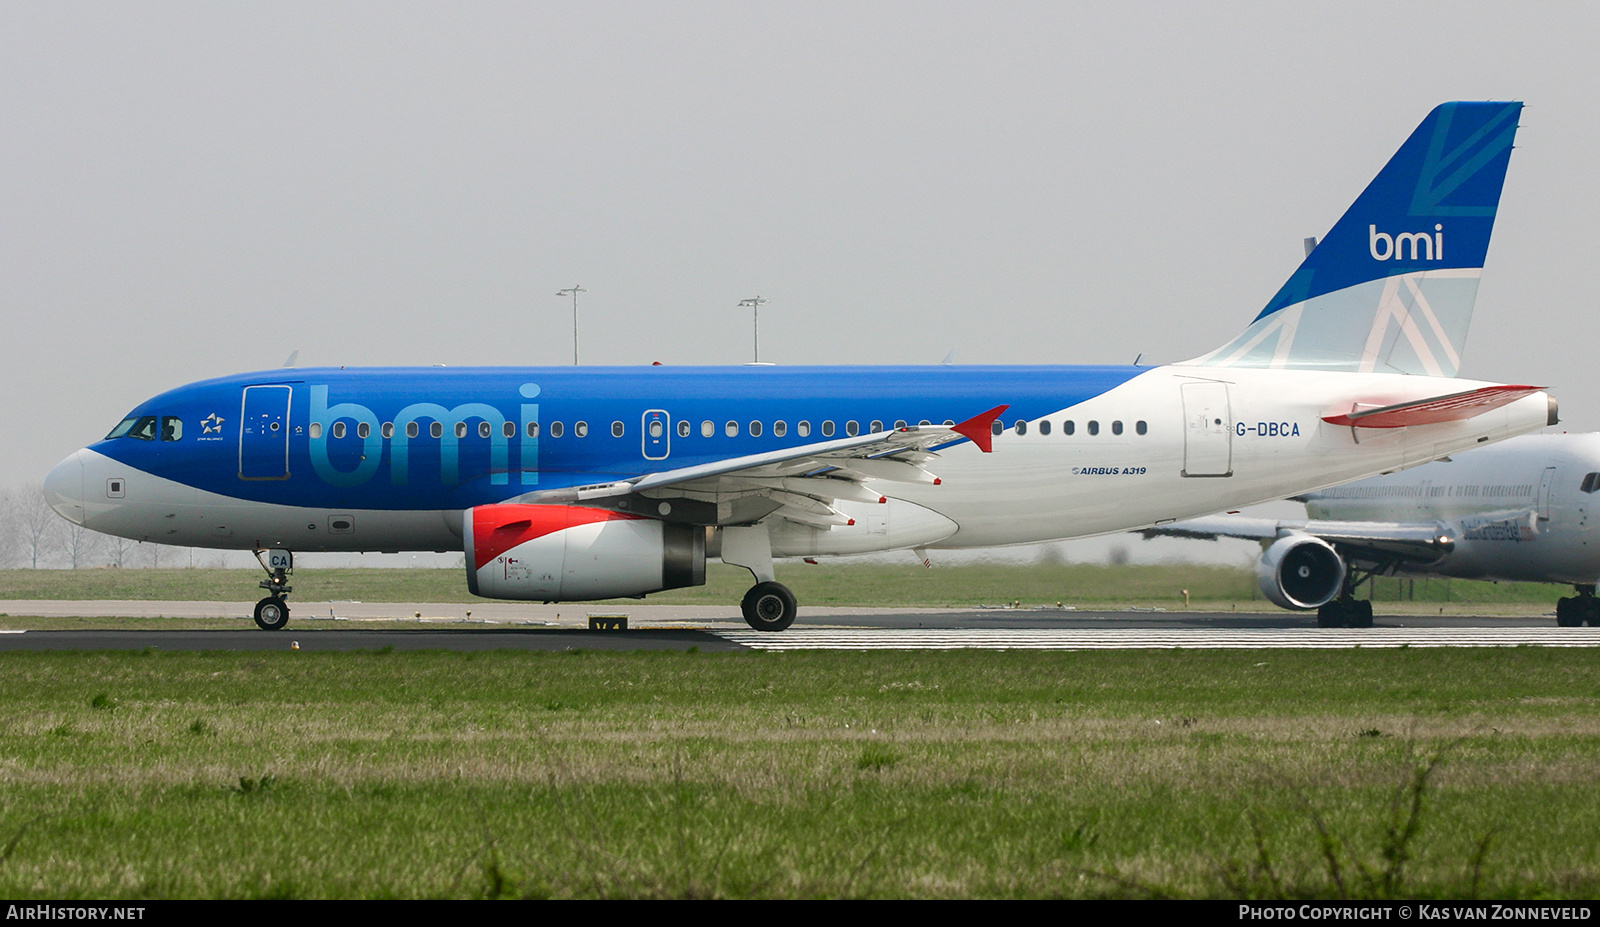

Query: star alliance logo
left=201, top=413, right=225, bottom=435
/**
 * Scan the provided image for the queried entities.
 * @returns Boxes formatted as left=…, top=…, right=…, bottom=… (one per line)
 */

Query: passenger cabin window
left=502, top=422, right=515, bottom=438
left=612, top=421, right=625, bottom=437
left=1136, top=420, right=1147, bottom=435
left=574, top=422, right=588, bottom=438
left=725, top=421, right=739, bottom=437
left=407, top=422, right=419, bottom=439
left=309, top=422, right=323, bottom=439
left=702, top=421, right=714, bottom=437
left=1112, top=420, right=1123, bottom=436
left=430, top=422, right=443, bottom=439
left=526, top=422, right=539, bottom=437
left=797, top=421, right=811, bottom=437
left=382, top=423, right=394, bottom=439
left=356, top=422, right=370, bottom=439
left=990, top=421, right=1002, bottom=435
left=1088, top=421, right=1099, bottom=436
left=821, top=421, right=835, bottom=437
left=1015, top=420, right=1027, bottom=436
left=549, top=422, right=564, bottom=438
left=454, top=422, right=468, bottom=439
left=480, top=422, right=493, bottom=438
left=895, top=420, right=907, bottom=430
left=332, top=422, right=346, bottom=439
left=846, top=421, right=860, bottom=437
left=677, top=421, right=690, bottom=438
left=750, top=421, right=763, bottom=437
left=1039, top=420, right=1051, bottom=436
left=773, top=421, right=787, bottom=437
left=1064, top=420, right=1075, bottom=435
left=869, top=421, right=883, bottom=433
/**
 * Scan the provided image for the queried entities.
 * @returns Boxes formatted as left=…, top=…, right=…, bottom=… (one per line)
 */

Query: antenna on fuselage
left=282, top=350, right=299, bottom=368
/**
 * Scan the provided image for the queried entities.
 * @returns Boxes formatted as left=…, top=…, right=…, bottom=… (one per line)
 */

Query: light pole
left=738, top=296, right=768, bottom=363
left=557, top=286, right=586, bottom=365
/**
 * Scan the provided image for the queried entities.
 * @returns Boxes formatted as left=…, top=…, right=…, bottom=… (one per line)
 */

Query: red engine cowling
left=465, top=504, right=705, bottom=601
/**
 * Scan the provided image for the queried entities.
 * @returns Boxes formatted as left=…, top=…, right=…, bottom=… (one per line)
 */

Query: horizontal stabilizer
left=1323, top=384, right=1542, bottom=429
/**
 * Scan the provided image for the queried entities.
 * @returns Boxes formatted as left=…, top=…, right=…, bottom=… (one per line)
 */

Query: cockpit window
left=1581, top=472, right=1600, bottom=494
left=161, top=417, right=183, bottom=441
left=106, top=416, right=159, bottom=441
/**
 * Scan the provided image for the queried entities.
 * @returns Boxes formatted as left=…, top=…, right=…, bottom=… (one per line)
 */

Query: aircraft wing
left=1143, top=514, right=1456, bottom=561
left=516, top=405, right=1008, bottom=529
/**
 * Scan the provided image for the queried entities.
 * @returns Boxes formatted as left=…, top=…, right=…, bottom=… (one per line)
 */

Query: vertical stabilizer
left=1187, top=102, right=1521, bottom=375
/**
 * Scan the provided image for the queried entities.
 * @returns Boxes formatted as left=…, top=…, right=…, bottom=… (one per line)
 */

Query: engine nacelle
left=465, top=504, right=704, bottom=601
left=1256, top=534, right=1346, bottom=610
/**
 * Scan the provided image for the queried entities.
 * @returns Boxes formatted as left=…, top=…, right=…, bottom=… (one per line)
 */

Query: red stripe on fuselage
left=471, top=505, right=645, bottom=571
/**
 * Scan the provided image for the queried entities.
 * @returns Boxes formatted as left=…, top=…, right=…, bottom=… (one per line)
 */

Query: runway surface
left=2, top=600, right=1594, bottom=652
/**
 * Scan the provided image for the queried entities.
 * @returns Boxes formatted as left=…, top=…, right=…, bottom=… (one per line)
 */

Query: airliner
left=43, top=102, right=1557, bottom=632
left=1151, top=434, right=1600, bottom=628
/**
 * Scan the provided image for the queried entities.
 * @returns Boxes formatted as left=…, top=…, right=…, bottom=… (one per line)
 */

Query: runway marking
left=716, top=628, right=1600, bottom=651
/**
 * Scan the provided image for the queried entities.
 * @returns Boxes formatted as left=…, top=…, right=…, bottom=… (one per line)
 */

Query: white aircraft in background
left=1149, top=433, right=1600, bottom=628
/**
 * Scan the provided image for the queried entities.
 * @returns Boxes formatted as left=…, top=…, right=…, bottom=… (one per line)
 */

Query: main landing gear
left=1318, top=565, right=1375, bottom=628
left=721, top=524, right=799, bottom=632
left=741, top=581, right=798, bottom=632
left=1317, top=595, right=1374, bottom=628
left=252, top=549, right=294, bottom=631
left=1555, top=585, right=1600, bottom=627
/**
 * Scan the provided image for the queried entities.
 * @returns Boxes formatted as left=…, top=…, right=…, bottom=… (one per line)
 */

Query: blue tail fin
left=1188, top=102, right=1521, bottom=375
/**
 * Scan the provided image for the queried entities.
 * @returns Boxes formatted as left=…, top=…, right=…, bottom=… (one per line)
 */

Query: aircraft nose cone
left=43, top=449, right=87, bottom=526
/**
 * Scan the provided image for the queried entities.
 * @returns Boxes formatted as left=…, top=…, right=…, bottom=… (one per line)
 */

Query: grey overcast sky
left=5, top=1, right=1598, bottom=497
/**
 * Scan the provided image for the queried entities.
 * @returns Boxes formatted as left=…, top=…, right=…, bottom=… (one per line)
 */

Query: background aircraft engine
left=1256, top=535, right=1346, bottom=610
left=465, top=504, right=705, bottom=601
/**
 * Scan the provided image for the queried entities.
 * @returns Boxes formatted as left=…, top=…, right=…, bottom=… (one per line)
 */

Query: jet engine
left=1256, top=534, right=1346, bottom=610
left=465, top=504, right=704, bottom=601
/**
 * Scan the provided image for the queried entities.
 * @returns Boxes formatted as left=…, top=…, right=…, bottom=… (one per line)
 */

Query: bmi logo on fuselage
left=1370, top=224, right=1444, bottom=262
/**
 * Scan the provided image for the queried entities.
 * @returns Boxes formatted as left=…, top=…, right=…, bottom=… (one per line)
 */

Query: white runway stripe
left=715, top=628, right=1600, bottom=651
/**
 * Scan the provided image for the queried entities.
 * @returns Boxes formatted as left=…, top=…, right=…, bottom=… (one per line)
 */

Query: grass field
left=0, top=646, right=1596, bottom=899
left=0, top=564, right=1568, bottom=611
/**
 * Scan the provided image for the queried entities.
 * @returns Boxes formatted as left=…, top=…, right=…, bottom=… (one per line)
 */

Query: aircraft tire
left=1316, top=602, right=1347, bottom=628
left=1353, top=600, right=1374, bottom=628
left=254, top=596, right=290, bottom=631
left=741, top=582, right=797, bottom=632
left=1556, top=597, right=1583, bottom=628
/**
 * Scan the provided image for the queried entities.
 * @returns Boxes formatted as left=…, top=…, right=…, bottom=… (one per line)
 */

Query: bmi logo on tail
left=1369, top=224, right=1444, bottom=261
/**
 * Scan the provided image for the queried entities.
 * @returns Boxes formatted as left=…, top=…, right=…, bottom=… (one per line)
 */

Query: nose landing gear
left=252, top=549, right=294, bottom=631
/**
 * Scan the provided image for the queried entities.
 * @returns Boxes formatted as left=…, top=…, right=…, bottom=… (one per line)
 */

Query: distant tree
left=104, top=532, right=140, bottom=568
left=0, top=487, right=20, bottom=568
left=1034, top=542, right=1067, bottom=567
left=60, top=521, right=105, bottom=569
left=16, top=483, right=61, bottom=569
